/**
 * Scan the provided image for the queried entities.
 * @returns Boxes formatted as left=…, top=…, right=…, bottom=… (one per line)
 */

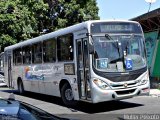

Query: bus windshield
left=92, top=35, right=146, bottom=72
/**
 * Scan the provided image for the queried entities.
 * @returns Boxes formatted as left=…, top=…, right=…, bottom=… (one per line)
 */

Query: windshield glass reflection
left=93, top=35, right=146, bottom=72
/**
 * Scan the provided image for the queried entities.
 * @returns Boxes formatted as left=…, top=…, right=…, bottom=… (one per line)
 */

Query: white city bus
left=4, top=20, right=150, bottom=105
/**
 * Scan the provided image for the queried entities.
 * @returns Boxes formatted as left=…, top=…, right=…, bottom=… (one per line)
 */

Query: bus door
left=77, top=38, right=91, bottom=100
left=8, top=55, right=13, bottom=88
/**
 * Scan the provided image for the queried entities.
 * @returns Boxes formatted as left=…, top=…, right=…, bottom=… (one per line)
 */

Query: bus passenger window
left=57, top=34, right=73, bottom=61
left=22, top=46, right=31, bottom=64
left=32, top=43, right=42, bottom=64
left=13, top=48, right=22, bottom=65
left=43, top=39, right=56, bottom=63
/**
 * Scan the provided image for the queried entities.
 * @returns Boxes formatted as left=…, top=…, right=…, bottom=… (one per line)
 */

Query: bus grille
left=115, top=89, right=136, bottom=95
left=110, top=82, right=137, bottom=89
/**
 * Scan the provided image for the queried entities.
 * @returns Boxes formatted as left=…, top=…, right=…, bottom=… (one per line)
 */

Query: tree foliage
left=0, top=0, right=99, bottom=52
left=48, top=0, right=99, bottom=29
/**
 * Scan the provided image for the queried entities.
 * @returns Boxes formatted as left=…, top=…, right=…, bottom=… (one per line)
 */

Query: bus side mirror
left=89, top=44, right=94, bottom=54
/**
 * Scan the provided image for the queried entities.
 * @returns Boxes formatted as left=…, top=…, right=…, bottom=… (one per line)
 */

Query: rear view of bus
left=89, top=21, right=149, bottom=103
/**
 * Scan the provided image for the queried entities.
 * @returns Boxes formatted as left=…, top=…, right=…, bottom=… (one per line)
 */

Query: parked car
left=0, top=94, right=69, bottom=120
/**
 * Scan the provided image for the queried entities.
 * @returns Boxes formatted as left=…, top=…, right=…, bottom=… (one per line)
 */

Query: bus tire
left=18, top=80, right=25, bottom=94
left=61, top=83, right=77, bottom=106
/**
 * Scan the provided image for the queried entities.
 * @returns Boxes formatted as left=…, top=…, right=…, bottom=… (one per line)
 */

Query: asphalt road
left=0, top=87, right=160, bottom=120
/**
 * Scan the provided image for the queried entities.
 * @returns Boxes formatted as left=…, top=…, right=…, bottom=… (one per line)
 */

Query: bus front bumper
left=91, top=83, right=150, bottom=103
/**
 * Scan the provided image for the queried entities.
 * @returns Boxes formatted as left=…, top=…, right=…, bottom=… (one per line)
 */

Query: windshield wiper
left=124, top=34, right=135, bottom=56
left=105, top=34, right=121, bottom=62
left=116, top=42, right=121, bottom=58
left=105, top=34, right=112, bottom=40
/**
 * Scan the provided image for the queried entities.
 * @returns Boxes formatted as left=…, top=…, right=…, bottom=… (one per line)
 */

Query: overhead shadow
left=0, top=88, right=64, bottom=105
left=0, top=88, right=143, bottom=114
left=73, top=100, right=143, bottom=114
left=0, top=89, right=18, bottom=93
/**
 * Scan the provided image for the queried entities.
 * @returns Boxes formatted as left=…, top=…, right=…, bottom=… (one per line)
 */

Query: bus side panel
left=12, top=65, right=23, bottom=89
left=20, top=63, right=61, bottom=97
left=44, top=63, right=63, bottom=97
left=4, top=50, right=14, bottom=88
left=22, top=64, right=43, bottom=93
left=40, top=62, right=78, bottom=98
left=4, top=51, right=9, bottom=87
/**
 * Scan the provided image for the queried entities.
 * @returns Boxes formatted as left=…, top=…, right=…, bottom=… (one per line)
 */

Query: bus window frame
left=43, top=38, right=57, bottom=63
left=57, top=33, right=74, bottom=62
left=22, top=45, right=32, bottom=65
left=31, top=42, right=43, bottom=64
left=13, top=48, right=23, bottom=66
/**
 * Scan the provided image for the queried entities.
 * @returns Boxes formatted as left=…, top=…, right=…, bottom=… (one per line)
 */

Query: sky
left=97, top=0, right=160, bottom=20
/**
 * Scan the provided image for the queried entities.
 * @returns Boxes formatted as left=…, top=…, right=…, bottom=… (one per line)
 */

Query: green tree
left=47, top=0, right=99, bottom=30
left=0, top=0, right=99, bottom=52
left=0, top=0, right=49, bottom=52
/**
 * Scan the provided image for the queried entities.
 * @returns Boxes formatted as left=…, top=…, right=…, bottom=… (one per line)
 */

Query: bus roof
left=4, top=20, right=139, bottom=51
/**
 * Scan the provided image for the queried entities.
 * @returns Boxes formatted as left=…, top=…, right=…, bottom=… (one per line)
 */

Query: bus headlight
left=136, top=79, right=148, bottom=85
left=140, top=79, right=148, bottom=85
left=93, top=79, right=110, bottom=90
left=136, top=71, right=149, bottom=85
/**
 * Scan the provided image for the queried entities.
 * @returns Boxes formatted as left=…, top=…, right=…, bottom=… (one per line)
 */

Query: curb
left=149, top=89, right=160, bottom=97
left=149, top=94, right=160, bottom=97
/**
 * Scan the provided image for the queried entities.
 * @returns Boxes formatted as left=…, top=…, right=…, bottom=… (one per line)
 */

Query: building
left=132, top=8, right=160, bottom=80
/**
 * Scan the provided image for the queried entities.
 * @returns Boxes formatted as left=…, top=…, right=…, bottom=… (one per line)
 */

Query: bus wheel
left=61, top=83, right=77, bottom=106
left=18, top=81, right=24, bottom=94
